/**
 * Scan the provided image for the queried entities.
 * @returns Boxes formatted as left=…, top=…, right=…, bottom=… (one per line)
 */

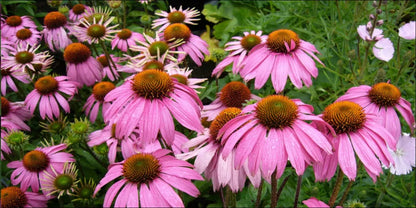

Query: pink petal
left=337, top=134, right=357, bottom=180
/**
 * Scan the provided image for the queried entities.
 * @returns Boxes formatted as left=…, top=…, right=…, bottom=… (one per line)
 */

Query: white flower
left=388, top=133, right=415, bottom=175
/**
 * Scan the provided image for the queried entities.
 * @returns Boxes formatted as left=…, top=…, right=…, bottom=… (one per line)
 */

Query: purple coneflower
left=111, top=28, right=145, bottom=52
left=43, top=11, right=72, bottom=51
left=0, top=186, right=48, bottom=208
left=1, top=67, right=31, bottom=96
left=40, top=162, right=79, bottom=198
left=96, top=54, right=120, bottom=81
left=165, top=63, right=206, bottom=93
left=69, top=4, right=92, bottom=22
left=1, top=44, right=51, bottom=73
left=1, top=15, right=37, bottom=38
left=1, top=97, right=31, bottom=131
left=73, top=16, right=119, bottom=44
left=152, top=6, right=200, bottom=32
left=84, top=81, right=115, bottom=123
left=10, top=28, right=42, bottom=47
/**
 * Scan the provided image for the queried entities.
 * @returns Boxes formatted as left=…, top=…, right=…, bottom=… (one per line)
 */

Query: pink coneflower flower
left=165, top=64, right=206, bottom=93
left=220, top=95, right=333, bottom=179
left=163, top=23, right=209, bottom=66
left=337, top=82, right=414, bottom=140
left=1, top=67, right=31, bottom=96
left=43, top=11, right=72, bottom=51
left=386, top=133, right=415, bottom=175
left=1, top=15, right=37, bottom=38
left=73, top=16, right=119, bottom=44
left=69, top=4, right=92, bottom=22
left=84, top=81, right=115, bottom=123
left=239, top=29, right=324, bottom=93
left=357, top=25, right=394, bottom=62
left=111, top=28, right=145, bottom=52
left=25, top=75, right=78, bottom=120
left=1, top=97, right=31, bottom=131
left=96, top=54, right=120, bottom=81
left=398, top=21, right=415, bottom=40
left=104, top=69, right=204, bottom=145
left=93, top=149, right=203, bottom=207
left=64, top=43, right=103, bottom=86
left=1, top=44, right=51, bottom=73
left=303, top=197, right=343, bottom=208
left=178, top=108, right=261, bottom=192
left=313, top=101, right=396, bottom=182
left=202, top=81, right=260, bottom=121
left=212, top=31, right=267, bottom=78
left=7, top=143, right=75, bottom=192
left=40, top=162, right=79, bottom=198
left=9, top=28, right=42, bottom=47
left=1, top=38, right=15, bottom=57
left=1, top=130, right=12, bottom=160
left=0, top=186, right=49, bottom=208
left=152, top=6, right=200, bottom=32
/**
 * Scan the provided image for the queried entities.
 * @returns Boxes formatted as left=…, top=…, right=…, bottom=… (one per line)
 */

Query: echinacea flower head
left=165, top=63, right=206, bottom=92
left=69, top=4, right=92, bottom=22
left=240, top=29, right=324, bottom=93
left=84, top=81, right=115, bottom=123
left=3, top=130, right=29, bottom=150
left=163, top=23, right=209, bottom=66
left=152, top=6, right=200, bottom=32
left=1, top=97, right=31, bottom=131
left=41, top=162, right=79, bottom=198
left=337, top=83, right=414, bottom=140
left=386, top=133, right=415, bottom=175
left=1, top=15, right=37, bottom=38
left=96, top=54, right=120, bottom=81
left=40, top=115, right=68, bottom=135
left=25, top=75, right=78, bottom=120
left=71, top=178, right=96, bottom=204
left=0, top=186, right=49, bottom=208
left=220, top=95, right=333, bottom=180
left=73, top=15, right=119, bottom=44
left=9, top=28, right=42, bottom=47
left=43, top=11, right=72, bottom=51
left=111, top=28, right=145, bottom=52
left=212, top=31, right=267, bottom=78
left=202, top=81, right=260, bottom=121
left=93, top=149, right=203, bottom=207
left=1, top=38, right=15, bottom=57
left=303, top=197, right=343, bottom=208
left=398, top=21, right=415, bottom=40
left=1, top=44, right=51, bottom=73
left=1, top=66, right=31, bottom=96
left=7, top=143, right=75, bottom=193
left=64, top=43, right=103, bottom=86
left=313, top=101, right=396, bottom=182
left=104, top=69, right=204, bottom=145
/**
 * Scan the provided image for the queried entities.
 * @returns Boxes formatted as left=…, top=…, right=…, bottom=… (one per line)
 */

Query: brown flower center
left=16, top=29, right=32, bottom=40
left=143, top=60, right=164, bottom=71
left=220, top=81, right=251, bottom=108
left=123, top=153, right=160, bottom=184
left=72, top=4, right=86, bottom=15
left=267, top=29, right=300, bottom=53
left=44, top=12, right=67, bottom=29
left=117, top=28, right=132, bottom=40
left=92, top=81, right=115, bottom=101
left=1, top=68, right=12, bottom=76
left=322, top=101, right=366, bottom=134
left=148, top=41, right=169, bottom=56
left=34, top=76, right=59, bottom=95
left=256, top=95, right=298, bottom=129
left=1, top=187, right=28, bottom=208
left=171, top=74, right=188, bottom=85
left=96, top=55, right=109, bottom=67
left=64, top=43, right=91, bottom=63
left=241, top=34, right=261, bottom=51
left=1, top=97, right=10, bottom=117
left=132, top=69, right=173, bottom=99
left=210, top=107, right=241, bottom=141
left=6, top=16, right=22, bottom=26
left=164, top=23, right=191, bottom=42
left=368, top=82, right=401, bottom=107
left=22, top=150, right=50, bottom=172
left=15, top=51, right=34, bottom=64
left=87, top=24, right=106, bottom=38
left=167, top=11, right=186, bottom=23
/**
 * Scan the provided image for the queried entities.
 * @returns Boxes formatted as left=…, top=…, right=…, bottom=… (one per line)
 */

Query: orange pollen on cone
left=44, top=12, right=67, bottom=29
left=255, top=95, right=298, bottom=129
left=241, top=34, right=262, bottom=51
left=22, top=150, right=50, bottom=172
left=6, top=16, right=22, bottom=26
left=64, top=43, right=91, bottom=64
left=322, top=101, right=366, bottom=134
left=167, top=11, right=186, bottom=23
left=72, top=4, right=86, bottom=15
left=368, top=82, right=401, bottom=107
left=122, top=153, right=160, bottom=184
left=209, top=107, right=241, bottom=141
left=117, top=29, right=132, bottom=40
left=219, top=81, right=251, bottom=108
left=92, top=81, right=115, bottom=101
left=34, top=76, right=59, bottom=95
left=1, top=187, right=28, bottom=208
left=164, top=23, right=191, bottom=42
left=131, top=69, right=173, bottom=99
left=266, top=29, right=300, bottom=53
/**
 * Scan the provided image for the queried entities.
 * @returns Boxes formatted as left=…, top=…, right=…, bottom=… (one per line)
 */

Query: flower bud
left=374, top=34, right=384, bottom=41
left=377, top=9, right=382, bottom=14
left=58, top=5, right=69, bottom=15
left=366, top=21, right=373, bottom=30
left=372, top=1, right=378, bottom=7
left=369, top=14, right=375, bottom=20
left=107, top=0, right=122, bottom=9
left=376, top=20, right=384, bottom=26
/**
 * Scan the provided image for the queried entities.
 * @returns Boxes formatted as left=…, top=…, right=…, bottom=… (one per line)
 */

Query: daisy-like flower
left=69, top=4, right=92, bottom=22
left=41, top=162, right=79, bottom=198
left=1, top=44, right=51, bottom=73
left=386, top=133, right=415, bottom=175
left=337, top=82, right=414, bottom=140
left=25, top=75, right=78, bottom=120
left=1, top=15, right=37, bottom=38
left=43, top=11, right=72, bottom=51
left=72, top=178, right=96, bottom=204
left=0, top=186, right=49, bottom=208
left=178, top=108, right=261, bottom=192
left=220, top=95, right=333, bottom=179
left=104, top=69, right=204, bottom=145
left=1, top=38, right=15, bottom=57
left=398, top=21, right=415, bottom=40
left=212, top=31, right=267, bottom=78
left=73, top=15, right=119, bottom=44
left=303, top=197, right=343, bottom=208
left=9, top=28, right=42, bottom=47
left=111, top=28, right=145, bottom=52
left=202, top=81, right=260, bottom=121
left=1, top=97, right=31, bottom=131
left=1, top=67, right=31, bottom=96
left=64, top=43, right=103, bottom=86
left=93, top=149, right=203, bottom=207
left=96, top=54, right=120, bottom=81
left=152, top=6, right=200, bottom=32
left=165, top=63, right=207, bottom=93
left=239, top=29, right=324, bottom=93
left=357, top=24, right=394, bottom=62
left=84, top=81, right=115, bottom=123
left=313, top=101, right=396, bottom=182
left=1, top=130, right=12, bottom=160
left=163, top=23, right=209, bottom=66
left=7, top=143, right=75, bottom=193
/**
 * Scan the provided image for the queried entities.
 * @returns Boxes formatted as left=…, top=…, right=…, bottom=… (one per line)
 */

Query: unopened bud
left=372, top=1, right=378, bottom=7
left=47, top=0, right=62, bottom=8
left=58, top=5, right=69, bottom=14
left=382, top=0, right=388, bottom=5
left=376, top=20, right=384, bottom=26
left=366, top=21, right=373, bottom=30
left=369, top=14, right=375, bottom=20
left=107, top=0, right=122, bottom=9
left=374, top=35, right=384, bottom=41
left=377, top=9, right=382, bottom=14
left=140, top=15, right=152, bottom=26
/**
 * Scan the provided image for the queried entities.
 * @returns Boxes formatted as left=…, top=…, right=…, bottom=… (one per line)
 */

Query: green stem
left=80, top=143, right=107, bottom=170
left=339, top=180, right=354, bottom=206
left=329, top=169, right=344, bottom=207
left=99, top=40, right=118, bottom=79
left=220, top=187, right=226, bottom=208
left=276, top=173, right=291, bottom=204
left=394, top=37, right=402, bottom=83
left=358, top=43, right=371, bottom=82
left=255, top=179, right=264, bottom=208
left=270, top=171, right=278, bottom=208
left=375, top=172, right=394, bottom=207
left=225, top=186, right=236, bottom=208
left=293, top=175, right=303, bottom=208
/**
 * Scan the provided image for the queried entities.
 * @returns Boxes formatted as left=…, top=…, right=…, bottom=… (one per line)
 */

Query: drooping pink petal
left=337, top=134, right=357, bottom=180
